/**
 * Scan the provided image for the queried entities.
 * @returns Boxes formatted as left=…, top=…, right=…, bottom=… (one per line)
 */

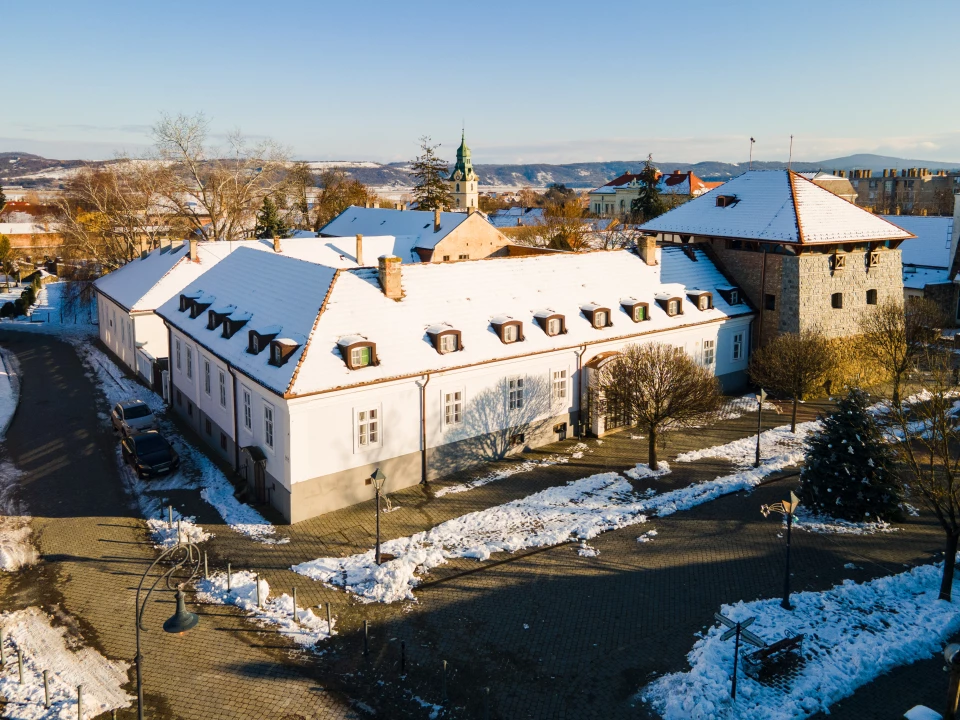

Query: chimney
left=637, top=234, right=658, bottom=266
left=434, top=209, right=441, bottom=233
left=378, top=255, right=402, bottom=300
left=467, top=206, right=477, bottom=216
left=395, top=202, right=403, bottom=210
left=273, top=236, right=282, bottom=253
left=189, top=237, right=199, bottom=263
left=355, top=233, right=363, bottom=265
left=372, top=201, right=380, bottom=209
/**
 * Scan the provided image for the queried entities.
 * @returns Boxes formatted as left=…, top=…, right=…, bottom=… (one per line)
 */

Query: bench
left=742, top=634, right=804, bottom=679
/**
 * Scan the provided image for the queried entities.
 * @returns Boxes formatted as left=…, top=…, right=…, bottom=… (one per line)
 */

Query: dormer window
left=533, top=311, right=567, bottom=337
left=222, top=312, right=251, bottom=339
left=189, top=296, right=213, bottom=319
left=547, top=318, right=562, bottom=335
left=248, top=326, right=281, bottom=355
left=207, top=305, right=236, bottom=332
left=686, top=290, right=712, bottom=311
left=621, top=299, right=650, bottom=323
left=715, top=195, right=738, bottom=207
left=426, top=325, right=462, bottom=355
left=338, top=336, right=378, bottom=369
left=179, top=291, right=202, bottom=313
left=656, top=294, right=683, bottom=316
left=716, top=286, right=741, bottom=306
left=491, top=317, right=524, bottom=345
left=269, top=338, right=300, bottom=367
left=668, top=300, right=679, bottom=315
left=581, top=305, right=612, bottom=329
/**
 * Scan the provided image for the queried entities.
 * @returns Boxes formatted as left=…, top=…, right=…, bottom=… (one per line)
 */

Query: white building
left=156, top=243, right=753, bottom=523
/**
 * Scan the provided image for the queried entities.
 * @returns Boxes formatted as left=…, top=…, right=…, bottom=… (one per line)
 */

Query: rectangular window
left=264, top=404, right=275, bottom=448
left=444, top=391, right=463, bottom=426
left=634, top=306, right=647, bottom=322
left=187, top=401, right=193, bottom=417
left=219, top=371, right=226, bottom=407
left=510, top=433, right=525, bottom=447
left=351, top=346, right=371, bottom=367
left=503, top=325, right=517, bottom=343
left=732, top=332, right=744, bottom=361
left=175, top=339, right=181, bottom=370
left=547, top=317, right=561, bottom=335
left=242, top=388, right=252, bottom=430
left=508, top=377, right=524, bottom=410
left=458, top=254, right=469, bottom=260
left=440, top=334, right=457, bottom=353
left=831, top=292, right=844, bottom=309
left=702, top=339, right=715, bottom=366
left=205, top=418, right=212, bottom=436
left=698, top=296, right=709, bottom=310
left=594, top=310, right=607, bottom=328
left=204, top=360, right=211, bottom=395
left=357, top=407, right=379, bottom=447
left=764, top=294, right=776, bottom=311
left=866, top=289, right=878, bottom=305
left=553, top=370, right=568, bottom=402
left=186, top=348, right=193, bottom=378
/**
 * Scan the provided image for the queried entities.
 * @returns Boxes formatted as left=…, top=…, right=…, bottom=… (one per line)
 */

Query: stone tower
left=448, top=131, right=479, bottom=209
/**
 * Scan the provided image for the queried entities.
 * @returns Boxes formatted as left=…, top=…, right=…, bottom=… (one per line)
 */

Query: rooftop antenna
left=749, top=138, right=756, bottom=170
left=788, top=135, right=794, bottom=170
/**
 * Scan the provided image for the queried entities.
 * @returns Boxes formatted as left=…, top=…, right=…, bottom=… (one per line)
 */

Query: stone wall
left=707, top=240, right=783, bottom=346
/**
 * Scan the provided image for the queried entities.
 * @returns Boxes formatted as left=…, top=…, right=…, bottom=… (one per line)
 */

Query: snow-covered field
left=196, top=570, right=335, bottom=647
left=641, top=562, right=960, bottom=720
left=0, top=607, right=132, bottom=719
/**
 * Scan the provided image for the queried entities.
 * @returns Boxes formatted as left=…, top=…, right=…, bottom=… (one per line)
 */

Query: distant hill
left=3, top=151, right=958, bottom=191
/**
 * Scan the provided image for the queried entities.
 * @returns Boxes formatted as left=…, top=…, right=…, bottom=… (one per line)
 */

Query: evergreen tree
left=253, top=196, right=288, bottom=239
left=799, top=388, right=901, bottom=522
left=0, top=184, right=6, bottom=212
left=629, top=154, right=666, bottom=222
left=410, top=136, right=451, bottom=211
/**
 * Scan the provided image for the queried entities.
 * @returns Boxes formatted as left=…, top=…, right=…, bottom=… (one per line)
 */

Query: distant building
left=890, top=215, right=956, bottom=317
left=641, top=170, right=915, bottom=345
left=846, top=167, right=960, bottom=214
left=487, top=207, right=545, bottom=228
left=448, top=132, right=479, bottom=210
left=800, top=171, right=858, bottom=203
left=589, top=170, right=722, bottom=218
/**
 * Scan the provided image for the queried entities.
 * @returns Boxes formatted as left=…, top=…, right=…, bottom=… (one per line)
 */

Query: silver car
left=111, top=400, right=158, bottom=436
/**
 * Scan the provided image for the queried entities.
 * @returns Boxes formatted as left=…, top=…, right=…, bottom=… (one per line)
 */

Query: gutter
left=418, top=373, right=431, bottom=484
left=226, top=361, right=241, bottom=473
left=574, top=344, right=586, bottom=439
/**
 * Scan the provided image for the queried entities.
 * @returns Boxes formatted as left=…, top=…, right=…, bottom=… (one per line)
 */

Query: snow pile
left=0, top=348, right=20, bottom=440
left=792, top=508, right=898, bottom=536
left=144, top=514, right=212, bottom=548
left=435, top=454, right=570, bottom=498
left=577, top=542, right=600, bottom=557
left=0, top=459, right=36, bottom=571
left=293, top=472, right=653, bottom=603
left=0, top=607, right=132, bottom=719
left=196, top=570, right=335, bottom=647
left=637, top=530, right=658, bottom=543
left=641, top=562, right=960, bottom=720
left=626, top=461, right=671, bottom=481
left=676, top=421, right=820, bottom=468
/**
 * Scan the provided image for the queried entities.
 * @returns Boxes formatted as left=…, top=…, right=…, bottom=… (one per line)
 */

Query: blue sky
left=3, top=0, right=959, bottom=164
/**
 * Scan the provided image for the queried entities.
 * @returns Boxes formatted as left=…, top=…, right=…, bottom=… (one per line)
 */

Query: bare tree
left=860, top=298, right=945, bottom=406
left=748, top=330, right=836, bottom=432
left=592, top=219, right=640, bottom=251
left=153, top=113, right=289, bottom=240
left=541, top=200, right=589, bottom=251
left=596, top=343, right=722, bottom=470
left=885, top=352, right=960, bottom=600
left=311, top=168, right=373, bottom=231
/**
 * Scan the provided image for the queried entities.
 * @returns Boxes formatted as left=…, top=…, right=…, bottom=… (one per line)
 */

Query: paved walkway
left=0, top=331, right=358, bottom=719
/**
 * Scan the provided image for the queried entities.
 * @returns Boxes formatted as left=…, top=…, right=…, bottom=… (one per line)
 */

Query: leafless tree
left=749, top=330, right=836, bottom=432
left=152, top=112, right=289, bottom=240
left=310, top=168, right=374, bottom=231
left=596, top=343, right=722, bottom=470
left=540, top=200, right=589, bottom=252
left=860, top=298, right=945, bottom=406
left=884, top=352, right=960, bottom=600
left=591, top=219, right=641, bottom=251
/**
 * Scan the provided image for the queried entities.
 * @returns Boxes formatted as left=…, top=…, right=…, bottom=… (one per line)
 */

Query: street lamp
left=946, top=643, right=960, bottom=719
left=372, top=468, right=387, bottom=565
left=754, top=388, right=767, bottom=468
left=761, top=491, right=800, bottom=610
left=135, top=541, right=202, bottom=720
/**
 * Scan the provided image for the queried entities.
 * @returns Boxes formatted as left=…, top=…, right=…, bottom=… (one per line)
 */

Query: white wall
left=96, top=292, right=136, bottom=372
left=234, top=372, right=287, bottom=486
left=132, top=312, right=170, bottom=361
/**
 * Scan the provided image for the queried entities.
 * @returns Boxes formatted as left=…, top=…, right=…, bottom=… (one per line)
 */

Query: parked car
left=121, top=431, right=180, bottom=479
left=111, top=400, right=158, bottom=436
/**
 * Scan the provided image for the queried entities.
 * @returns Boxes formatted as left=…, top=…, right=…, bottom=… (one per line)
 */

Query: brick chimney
left=467, top=206, right=477, bottom=216
left=356, top=233, right=363, bottom=265
left=434, top=209, right=441, bottom=233
left=378, top=255, right=402, bottom=300
left=372, top=201, right=379, bottom=209
left=273, top=236, right=282, bottom=253
left=637, top=235, right=658, bottom=266
left=189, top=237, right=199, bottom=263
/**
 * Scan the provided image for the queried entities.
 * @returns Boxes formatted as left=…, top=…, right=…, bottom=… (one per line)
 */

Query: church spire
left=448, top=129, right=479, bottom=209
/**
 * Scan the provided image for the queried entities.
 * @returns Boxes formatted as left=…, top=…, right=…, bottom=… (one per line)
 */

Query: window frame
left=732, top=332, right=744, bottom=361
left=354, top=405, right=382, bottom=451
left=175, top=339, right=181, bottom=370
left=186, top=347, right=193, bottom=379
left=203, top=359, right=211, bottom=396
left=242, top=387, right=252, bottom=430
left=443, top=389, right=464, bottom=427
left=866, top=288, right=878, bottom=305
left=831, top=292, right=844, bottom=309
left=492, top=319, right=524, bottom=344
left=552, top=369, right=568, bottom=404
left=218, top=370, right=227, bottom=408
left=340, top=340, right=378, bottom=369
left=263, top=402, right=275, bottom=449
left=534, top=313, right=566, bottom=336
left=702, top=339, right=716, bottom=366
left=582, top=306, right=612, bottom=329
left=508, top=376, right=524, bottom=410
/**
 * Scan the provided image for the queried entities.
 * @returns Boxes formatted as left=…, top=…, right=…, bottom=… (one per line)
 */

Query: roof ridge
left=285, top=268, right=345, bottom=395
left=787, top=170, right=805, bottom=244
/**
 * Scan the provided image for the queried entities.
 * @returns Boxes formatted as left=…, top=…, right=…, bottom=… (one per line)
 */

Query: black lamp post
left=372, top=468, right=387, bottom=565
left=946, top=643, right=960, bottom=719
left=761, top=491, right=800, bottom=610
left=754, top=388, right=767, bottom=468
left=135, top=541, right=202, bottom=720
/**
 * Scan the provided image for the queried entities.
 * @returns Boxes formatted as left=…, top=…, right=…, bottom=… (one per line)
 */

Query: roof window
left=248, top=326, right=281, bottom=355
left=269, top=338, right=301, bottom=367
left=655, top=294, right=683, bottom=317
left=222, top=311, right=251, bottom=339
left=491, top=317, right=523, bottom=344
left=188, top=294, right=214, bottom=319
left=178, top=291, right=203, bottom=313
left=715, top=286, right=741, bottom=306
left=337, top=336, right=378, bottom=369
left=620, top=299, right=650, bottom=323
left=715, top=195, right=738, bottom=208
left=426, top=325, right=462, bottom=355
left=581, top=304, right=613, bottom=329
left=533, top=311, right=567, bottom=337
left=207, top=305, right=237, bottom=331
left=686, top=290, right=713, bottom=311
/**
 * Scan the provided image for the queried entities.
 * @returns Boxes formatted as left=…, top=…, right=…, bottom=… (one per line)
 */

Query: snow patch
left=637, top=530, right=658, bottom=543
left=434, top=454, right=570, bottom=497
left=0, top=459, right=36, bottom=571
left=625, top=461, right=671, bottom=481
left=676, top=421, right=820, bottom=468
left=793, top=508, right=898, bottom=536
left=577, top=542, right=600, bottom=557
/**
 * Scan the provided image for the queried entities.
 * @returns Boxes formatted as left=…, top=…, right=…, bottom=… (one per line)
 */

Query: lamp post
left=754, top=388, right=767, bottom=468
left=761, top=491, right=800, bottom=610
left=372, top=468, right=387, bottom=565
left=135, top=541, right=202, bottom=720
left=946, top=643, right=960, bottom=719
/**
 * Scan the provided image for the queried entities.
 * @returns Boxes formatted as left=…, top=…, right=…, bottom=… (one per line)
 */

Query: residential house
left=320, top=205, right=512, bottom=262
left=0, top=222, right=61, bottom=256
left=800, top=171, right=858, bottom=203
left=157, top=243, right=753, bottom=523
left=589, top=170, right=723, bottom=218
left=847, top=168, right=960, bottom=215
left=641, top=170, right=914, bottom=345
left=889, top=214, right=959, bottom=324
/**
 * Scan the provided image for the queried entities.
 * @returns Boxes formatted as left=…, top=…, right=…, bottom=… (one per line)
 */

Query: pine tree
left=629, top=154, right=666, bottom=222
left=253, top=196, right=288, bottom=239
left=799, top=388, right=901, bottom=522
left=410, top=136, right=451, bottom=211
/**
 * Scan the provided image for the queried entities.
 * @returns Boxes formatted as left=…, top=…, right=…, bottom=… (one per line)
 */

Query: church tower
left=448, top=131, right=479, bottom=209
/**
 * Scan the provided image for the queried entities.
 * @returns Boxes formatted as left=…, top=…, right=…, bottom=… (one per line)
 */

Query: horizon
left=3, top=1, right=959, bottom=165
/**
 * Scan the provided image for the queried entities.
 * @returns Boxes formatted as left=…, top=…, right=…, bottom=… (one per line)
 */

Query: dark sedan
left=121, top=431, right=180, bottom=478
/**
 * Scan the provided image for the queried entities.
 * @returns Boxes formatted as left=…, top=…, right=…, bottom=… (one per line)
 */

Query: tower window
left=866, top=289, right=878, bottom=305
left=831, top=292, right=844, bottom=309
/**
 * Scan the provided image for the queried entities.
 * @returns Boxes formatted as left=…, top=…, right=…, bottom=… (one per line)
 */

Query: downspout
left=419, top=373, right=431, bottom=484
left=166, top=325, right=174, bottom=405
left=574, top=344, right=587, bottom=438
left=226, top=362, right=241, bottom=473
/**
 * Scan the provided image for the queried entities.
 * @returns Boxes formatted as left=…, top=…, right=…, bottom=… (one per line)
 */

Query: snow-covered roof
left=286, top=246, right=751, bottom=397
left=488, top=207, right=545, bottom=228
left=640, top=170, right=915, bottom=244
left=319, top=206, right=476, bottom=249
left=882, top=215, right=953, bottom=269
left=156, top=249, right=337, bottom=394
left=902, top=266, right=951, bottom=290
left=590, top=171, right=723, bottom=197
left=0, top=222, right=55, bottom=235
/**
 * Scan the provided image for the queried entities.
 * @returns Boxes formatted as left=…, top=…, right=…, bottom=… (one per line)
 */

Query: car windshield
left=124, top=405, right=153, bottom=419
left=134, top=435, right=168, bottom=454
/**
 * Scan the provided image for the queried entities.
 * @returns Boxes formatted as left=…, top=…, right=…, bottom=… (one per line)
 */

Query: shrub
left=0, top=302, right=13, bottom=318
